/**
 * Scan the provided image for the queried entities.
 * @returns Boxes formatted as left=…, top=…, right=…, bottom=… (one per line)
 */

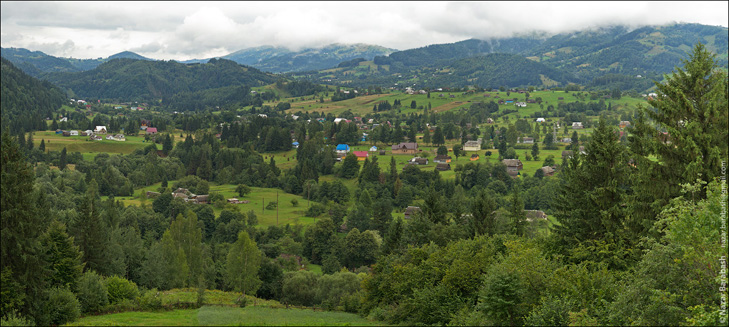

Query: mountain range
left=1, top=23, right=727, bottom=100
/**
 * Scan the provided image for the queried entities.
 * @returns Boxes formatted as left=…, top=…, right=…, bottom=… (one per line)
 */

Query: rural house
left=409, top=157, right=429, bottom=165
left=146, top=127, right=158, bottom=134
left=540, top=166, right=555, bottom=176
left=352, top=151, right=369, bottom=161
left=391, top=142, right=418, bottom=154
left=463, top=140, right=481, bottom=151
left=95, top=126, right=107, bottom=134
left=572, top=122, right=584, bottom=129
left=502, top=159, right=523, bottom=178
left=336, top=144, right=350, bottom=154
left=404, top=206, right=422, bottom=219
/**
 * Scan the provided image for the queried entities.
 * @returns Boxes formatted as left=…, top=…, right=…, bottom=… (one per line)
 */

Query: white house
left=536, top=118, right=545, bottom=123
left=84, top=130, right=94, bottom=135
left=572, top=122, right=584, bottom=129
left=69, top=130, right=79, bottom=136
left=463, top=140, right=481, bottom=151
left=95, top=126, right=107, bottom=134
left=59, top=117, right=68, bottom=122
left=334, top=118, right=346, bottom=124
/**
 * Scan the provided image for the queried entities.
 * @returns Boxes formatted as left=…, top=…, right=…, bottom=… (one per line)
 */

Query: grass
left=32, top=130, right=151, bottom=156
left=66, top=305, right=382, bottom=326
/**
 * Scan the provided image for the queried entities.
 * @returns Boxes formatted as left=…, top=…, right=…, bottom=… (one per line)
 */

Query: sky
left=1, top=1, right=727, bottom=61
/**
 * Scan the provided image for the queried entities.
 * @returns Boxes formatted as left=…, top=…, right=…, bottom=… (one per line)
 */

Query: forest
left=1, top=43, right=727, bottom=326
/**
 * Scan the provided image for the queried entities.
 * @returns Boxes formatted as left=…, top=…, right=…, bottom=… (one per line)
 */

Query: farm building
left=572, top=122, right=584, bottom=129
left=369, top=146, right=378, bottom=152
left=146, top=127, right=158, bottom=134
left=540, top=166, right=555, bottom=177
left=69, top=130, right=79, bottom=136
left=519, top=137, right=534, bottom=144
left=470, top=154, right=480, bottom=161
left=436, top=163, right=451, bottom=171
left=95, top=126, right=107, bottom=134
left=434, top=155, right=452, bottom=163
left=409, top=157, right=429, bottom=165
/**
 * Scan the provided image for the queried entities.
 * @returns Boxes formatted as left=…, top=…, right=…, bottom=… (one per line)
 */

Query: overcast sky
left=1, top=1, right=727, bottom=61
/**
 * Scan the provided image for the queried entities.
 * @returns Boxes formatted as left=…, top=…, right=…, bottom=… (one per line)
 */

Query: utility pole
left=276, top=192, right=279, bottom=226
left=262, top=197, right=264, bottom=215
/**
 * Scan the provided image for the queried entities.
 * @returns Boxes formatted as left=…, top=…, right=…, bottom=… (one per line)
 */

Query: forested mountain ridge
left=181, top=43, right=397, bottom=73
left=305, top=23, right=727, bottom=91
left=0, top=57, right=66, bottom=133
left=42, top=58, right=278, bottom=105
left=0, top=47, right=154, bottom=75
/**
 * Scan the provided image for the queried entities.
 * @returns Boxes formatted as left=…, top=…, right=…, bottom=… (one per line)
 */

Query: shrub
left=77, top=270, right=108, bottom=313
left=46, top=287, right=80, bottom=326
left=137, top=288, right=163, bottom=311
left=104, top=275, right=139, bottom=304
left=0, top=312, right=32, bottom=326
left=305, top=203, right=326, bottom=217
left=266, top=201, right=278, bottom=210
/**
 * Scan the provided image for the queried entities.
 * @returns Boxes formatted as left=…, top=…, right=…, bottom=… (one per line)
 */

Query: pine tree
left=628, top=42, right=728, bottom=237
left=1, top=132, right=48, bottom=321
left=39, top=139, right=45, bottom=152
left=508, top=187, right=526, bottom=236
left=73, top=179, right=112, bottom=275
left=471, top=190, right=498, bottom=236
left=59, top=147, right=68, bottom=170
left=40, top=220, right=84, bottom=290
left=423, top=128, right=431, bottom=145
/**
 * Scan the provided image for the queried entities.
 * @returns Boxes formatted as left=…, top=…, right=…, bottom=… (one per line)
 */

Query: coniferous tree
left=628, top=42, right=728, bottom=239
left=471, top=190, right=498, bottom=236
left=59, top=147, right=68, bottom=170
left=423, top=129, right=431, bottom=146
left=1, top=132, right=48, bottom=322
left=552, top=116, right=631, bottom=267
left=40, top=220, right=84, bottom=290
left=432, top=127, right=444, bottom=146
left=339, top=152, right=360, bottom=179
left=39, top=139, right=45, bottom=152
left=508, top=187, right=526, bottom=236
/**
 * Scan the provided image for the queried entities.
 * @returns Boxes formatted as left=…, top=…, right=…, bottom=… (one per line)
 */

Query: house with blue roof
left=292, top=141, right=299, bottom=149
left=336, top=144, right=350, bottom=154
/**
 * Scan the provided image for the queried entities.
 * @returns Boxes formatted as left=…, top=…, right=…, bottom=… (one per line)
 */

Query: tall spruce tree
left=628, top=42, right=728, bottom=239
left=552, top=116, right=632, bottom=267
left=1, top=132, right=48, bottom=322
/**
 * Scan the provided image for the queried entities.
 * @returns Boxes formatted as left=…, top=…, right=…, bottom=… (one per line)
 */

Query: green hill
left=0, top=57, right=66, bottom=133
left=42, top=58, right=278, bottom=107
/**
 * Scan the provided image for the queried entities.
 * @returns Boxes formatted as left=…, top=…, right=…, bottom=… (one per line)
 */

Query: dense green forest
left=0, top=58, right=66, bottom=134
left=1, top=40, right=727, bottom=327
left=42, top=58, right=278, bottom=104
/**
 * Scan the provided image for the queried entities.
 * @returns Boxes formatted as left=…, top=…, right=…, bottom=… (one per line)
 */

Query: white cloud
left=1, top=1, right=727, bottom=60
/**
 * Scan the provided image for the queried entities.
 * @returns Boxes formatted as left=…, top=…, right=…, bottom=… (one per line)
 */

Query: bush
left=77, top=270, right=109, bottom=313
left=266, top=201, right=278, bottom=210
left=104, top=275, right=139, bottom=304
left=46, top=287, right=81, bottom=326
left=0, top=312, right=32, bottom=326
left=136, top=289, right=163, bottom=311
left=305, top=203, right=326, bottom=217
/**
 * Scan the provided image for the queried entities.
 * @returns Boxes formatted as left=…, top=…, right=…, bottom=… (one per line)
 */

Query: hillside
left=1, top=47, right=81, bottom=76
left=0, top=48, right=154, bottom=74
left=309, top=23, right=728, bottom=91
left=42, top=58, right=278, bottom=106
left=0, top=57, right=66, bottom=133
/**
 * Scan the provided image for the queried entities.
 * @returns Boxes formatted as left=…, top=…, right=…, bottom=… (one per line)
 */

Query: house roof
left=336, top=144, right=350, bottom=151
left=353, top=151, right=369, bottom=157
left=502, top=159, right=522, bottom=167
left=146, top=127, right=158, bottom=133
left=434, top=155, right=452, bottom=160
left=392, top=142, right=418, bottom=150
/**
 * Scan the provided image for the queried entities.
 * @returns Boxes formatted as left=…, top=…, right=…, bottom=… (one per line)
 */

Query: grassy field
left=32, top=130, right=151, bottom=156
left=281, top=90, right=648, bottom=117
left=66, top=305, right=382, bottom=326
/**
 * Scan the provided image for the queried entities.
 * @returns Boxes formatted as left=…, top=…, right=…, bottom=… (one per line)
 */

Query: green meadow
left=66, top=305, right=383, bottom=326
